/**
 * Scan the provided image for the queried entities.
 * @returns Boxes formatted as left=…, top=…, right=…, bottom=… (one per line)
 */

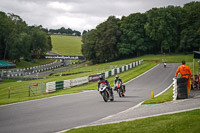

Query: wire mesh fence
left=8, top=82, right=45, bottom=98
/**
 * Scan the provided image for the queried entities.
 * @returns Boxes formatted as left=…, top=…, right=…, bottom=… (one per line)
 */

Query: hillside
left=51, top=35, right=82, bottom=56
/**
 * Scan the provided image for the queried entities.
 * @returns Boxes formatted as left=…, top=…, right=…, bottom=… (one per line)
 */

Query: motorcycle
left=115, top=81, right=125, bottom=97
left=163, top=62, right=166, bottom=68
left=98, top=83, right=114, bottom=102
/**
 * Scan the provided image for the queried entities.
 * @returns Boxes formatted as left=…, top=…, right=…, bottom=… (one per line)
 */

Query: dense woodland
left=0, top=12, right=81, bottom=63
left=81, top=1, right=200, bottom=63
left=0, top=12, right=52, bottom=62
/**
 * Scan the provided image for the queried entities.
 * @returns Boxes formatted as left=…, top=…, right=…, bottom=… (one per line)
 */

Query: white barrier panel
left=64, top=80, right=71, bottom=89
left=126, top=65, right=129, bottom=70
left=105, top=71, right=109, bottom=78
left=46, top=82, right=56, bottom=93
left=122, top=66, right=124, bottom=72
left=173, top=78, right=177, bottom=100
left=70, top=76, right=89, bottom=87
left=111, top=69, right=115, bottom=76
left=130, top=63, right=132, bottom=69
left=117, top=68, right=120, bottom=73
left=133, top=62, right=135, bottom=67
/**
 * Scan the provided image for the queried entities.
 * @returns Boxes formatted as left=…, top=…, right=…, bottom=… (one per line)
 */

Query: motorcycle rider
left=114, top=75, right=123, bottom=90
left=114, top=75, right=125, bottom=95
left=97, top=75, right=113, bottom=94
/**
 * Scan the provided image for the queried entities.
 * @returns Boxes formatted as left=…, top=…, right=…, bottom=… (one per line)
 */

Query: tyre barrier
left=173, top=77, right=188, bottom=100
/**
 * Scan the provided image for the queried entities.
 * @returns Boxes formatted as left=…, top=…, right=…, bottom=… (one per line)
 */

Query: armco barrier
left=46, top=82, right=56, bottom=93
left=56, top=81, right=64, bottom=90
left=70, top=76, right=89, bottom=87
left=89, top=74, right=101, bottom=82
left=46, top=76, right=89, bottom=93
left=64, top=80, right=70, bottom=88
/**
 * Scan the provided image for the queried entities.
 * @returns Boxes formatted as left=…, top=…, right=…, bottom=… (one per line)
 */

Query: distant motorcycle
left=163, top=62, right=167, bottom=68
left=98, top=83, right=114, bottom=102
left=115, top=80, right=125, bottom=97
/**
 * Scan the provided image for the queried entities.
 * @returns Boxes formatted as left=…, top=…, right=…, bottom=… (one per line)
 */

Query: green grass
left=66, top=109, right=200, bottom=133
left=0, top=54, right=198, bottom=105
left=142, top=86, right=173, bottom=104
left=0, top=61, right=156, bottom=105
left=51, top=35, right=82, bottom=55
left=15, top=59, right=55, bottom=69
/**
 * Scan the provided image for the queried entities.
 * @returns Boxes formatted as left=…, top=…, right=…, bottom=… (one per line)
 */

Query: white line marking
left=57, top=107, right=200, bottom=133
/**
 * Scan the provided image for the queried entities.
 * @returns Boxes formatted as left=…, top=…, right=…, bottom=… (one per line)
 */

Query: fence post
left=42, top=82, right=43, bottom=94
left=29, top=84, right=31, bottom=97
left=8, top=87, right=10, bottom=98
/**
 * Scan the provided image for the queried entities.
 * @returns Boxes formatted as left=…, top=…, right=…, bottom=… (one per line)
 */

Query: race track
left=0, top=63, right=180, bottom=133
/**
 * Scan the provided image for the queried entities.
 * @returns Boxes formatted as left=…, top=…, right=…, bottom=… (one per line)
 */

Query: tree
left=30, top=26, right=51, bottom=55
left=118, top=13, right=154, bottom=56
left=94, top=16, right=121, bottom=63
left=0, top=11, right=12, bottom=60
left=81, top=29, right=97, bottom=63
left=9, top=33, right=31, bottom=62
left=180, top=1, right=200, bottom=52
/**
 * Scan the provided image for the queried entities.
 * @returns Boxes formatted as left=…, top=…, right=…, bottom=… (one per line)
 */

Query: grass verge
left=142, top=86, right=173, bottom=104
left=66, top=109, right=200, bottom=133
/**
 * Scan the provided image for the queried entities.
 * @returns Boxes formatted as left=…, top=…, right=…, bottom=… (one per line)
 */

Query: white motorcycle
left=98, top=83, right=114, bottom=102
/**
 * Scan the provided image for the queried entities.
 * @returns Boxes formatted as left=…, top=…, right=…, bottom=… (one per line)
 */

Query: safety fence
left=46, top=60, right=142, bottom=93
left=1, top=60, right=60, bottom=78
left=8, top=82, right=44, bottom=98
left=46, top=76, right=89, bottom=93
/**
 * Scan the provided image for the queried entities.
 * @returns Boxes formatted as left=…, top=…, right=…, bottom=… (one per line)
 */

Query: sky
left=0, top=0, right=198, bottom=32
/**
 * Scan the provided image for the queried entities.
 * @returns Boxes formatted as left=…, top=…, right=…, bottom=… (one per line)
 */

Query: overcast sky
left=0, top=0, right=197, bottom=32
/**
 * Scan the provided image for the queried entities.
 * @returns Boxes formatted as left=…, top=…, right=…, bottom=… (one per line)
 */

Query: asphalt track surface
left=0, top=63, right=180, bottom=133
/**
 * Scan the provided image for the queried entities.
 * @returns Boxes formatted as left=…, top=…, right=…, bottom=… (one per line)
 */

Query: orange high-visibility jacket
left=175, top=64, right=192, bottom=93
left=175, top=64, right=192, bottom=79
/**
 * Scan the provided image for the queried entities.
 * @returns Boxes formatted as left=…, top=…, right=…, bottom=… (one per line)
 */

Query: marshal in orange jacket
left=175, top=64, right=192, bottom=94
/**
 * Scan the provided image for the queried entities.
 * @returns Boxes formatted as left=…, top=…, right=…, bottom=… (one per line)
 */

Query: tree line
left=0, top=11, right=52, bottom=63
left=49, top=27, right=81, bottom=36
left=81, top=1, right=200, bottom=64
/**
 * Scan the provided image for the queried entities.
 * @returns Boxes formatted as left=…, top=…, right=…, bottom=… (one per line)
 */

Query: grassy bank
left=66, top=109, right=200, bottom=133
left=0, top=54, right=197, bottom=105
left=51, top=35, right=82, bottom=55
left=0, top=58, right=155, bottom=105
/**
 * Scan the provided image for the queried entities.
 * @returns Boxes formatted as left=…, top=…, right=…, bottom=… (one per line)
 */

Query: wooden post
left=8, top=87, right=10, bottom=98
left=29, top=84, right=31, bottom=97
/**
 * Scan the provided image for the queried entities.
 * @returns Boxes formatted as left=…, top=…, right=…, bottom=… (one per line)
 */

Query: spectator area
left=0, top=60, right=16, bottom=69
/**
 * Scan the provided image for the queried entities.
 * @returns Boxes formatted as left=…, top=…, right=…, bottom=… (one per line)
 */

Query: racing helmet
left=99, top=75, right=104, bottom=80
left=116, top=75, right=119, bottom=79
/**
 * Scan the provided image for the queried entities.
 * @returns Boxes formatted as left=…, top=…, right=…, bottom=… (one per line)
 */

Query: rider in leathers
left=97, top=75, right=113, bottom=95
left=114, top=75, right=125, bottom=95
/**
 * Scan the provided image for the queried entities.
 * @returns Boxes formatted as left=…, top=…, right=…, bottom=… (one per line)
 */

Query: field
left=51, top=35, right=82, bottom=56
